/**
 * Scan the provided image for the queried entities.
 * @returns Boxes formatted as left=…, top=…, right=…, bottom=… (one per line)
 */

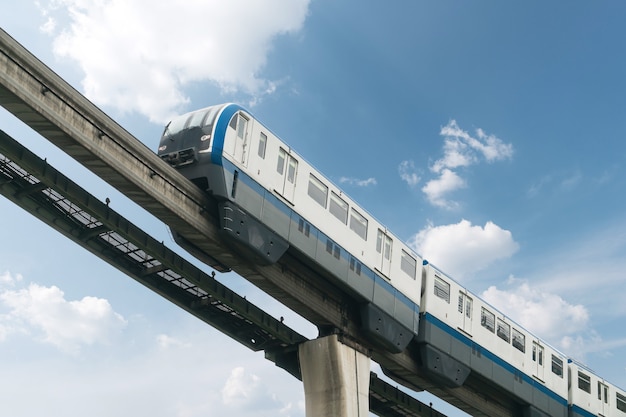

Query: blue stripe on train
left=211, top=104, right=244, bottom=165
left=423, top=312, right=568, bottom=407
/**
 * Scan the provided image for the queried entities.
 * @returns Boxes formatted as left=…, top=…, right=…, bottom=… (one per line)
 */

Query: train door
left=376, top=229, right=392, bottom=277
left=532, top=341, right=545, bottom=381
left=232, top=113, right=249, bottom=164
left=276, top=147, right=298, bottom=202
left=598, top=381, right=609, bottom=415
left=457, top=292, right=473, bottom=335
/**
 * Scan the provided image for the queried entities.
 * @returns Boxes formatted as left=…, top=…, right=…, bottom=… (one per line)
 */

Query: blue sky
left=2, top=1, right=626, bottom=416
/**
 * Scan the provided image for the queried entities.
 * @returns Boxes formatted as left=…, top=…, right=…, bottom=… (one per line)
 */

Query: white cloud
left=398, top=160, right=421, bottom=187
left=437, top=120, right=513, bottom=169
left=0, top=282, right=127, bottom=353
left=421, top=168, right=466, bottom=209
left=410, top=219, right=519, bottom=280
left=38, top=0, right=310, bottom=122
left=0, top=271, right=22, bottom=287
left=424, top=120, right=513, bottom=208
left=338, top=176, right=377, bottom=187
left=156, top=333, right=190, bottom=349
left=481, top=279, right=590, bottom=359
left=221, top=366, right=293, bottom=413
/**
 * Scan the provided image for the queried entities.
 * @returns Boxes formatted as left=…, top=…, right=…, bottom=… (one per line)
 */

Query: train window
left=349, top=209, right=368, bottom=240
left=457, top=293, right=474, bottom=319
left=287, top=157, right=298, bottom=185
left=187, top=109, right=207, bottom=128
left=532, top=343, right=543, bottom=365
left=496, top=318, right=510, bottom=342
left=551, top=355, right=563, bottom=377
left=401, top=250, right=417, bottom=279
left=512, top=328, right=525, bottom=352
left=229, top=114, right=238, bottom=129
left=236, top=114, right=248, bottom=139
left=578, top=371, right=591, bottom=393
left=258, top=132, right=267, bottom=159
left=329, top=192, right=348, bottom=224
left=277, top=148, right=286, bottom=174
left=598, top=382, right=609, bottom=403
left=350, top=257, right=362, bottom=275
left=480, top=308, right=495, bottom=333
left=617, top=392, right=626, bottom=412
left=308, top=174, right=328, bottom=208
left=376, top=230, right=392, bottom=259
left=298, top=218, right=310, bottom=237
left=326, top=239, right=340, bottom=259
left=434, top=276, right=450, bottom=303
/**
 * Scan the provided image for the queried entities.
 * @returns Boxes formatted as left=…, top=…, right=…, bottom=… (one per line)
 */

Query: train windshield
left=163, top=114, right=188, bottom=137
left=162, top=106, right=220, bottom=138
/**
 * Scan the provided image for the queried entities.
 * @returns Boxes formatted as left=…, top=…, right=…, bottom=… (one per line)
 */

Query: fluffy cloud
left=423, top=120, right=513, bottom=208
left=38, top=0, right=310, bottom=122
left=0, top=280, right=127, bottom=353
left=481, top=279, right=590, bottom=358
left=420, top=168, right=466, bottom=209
left=398, top=160, right=421, bottom=187
left=338, top=176, right=377, bottom=187
left=221, top=366, right=298, bottom=414
left=410, top=219, right=519, bottom=280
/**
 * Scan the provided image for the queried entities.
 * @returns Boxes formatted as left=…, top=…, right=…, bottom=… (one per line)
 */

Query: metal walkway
left=0, top=129, right=447, bottom=417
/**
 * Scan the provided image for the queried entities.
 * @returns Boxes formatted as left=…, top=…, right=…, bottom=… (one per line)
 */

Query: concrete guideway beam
left=299, top=335, right=370, bottom=417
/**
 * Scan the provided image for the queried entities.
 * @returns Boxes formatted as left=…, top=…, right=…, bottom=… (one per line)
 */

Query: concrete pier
left=299, top=335, right=370, bottom=417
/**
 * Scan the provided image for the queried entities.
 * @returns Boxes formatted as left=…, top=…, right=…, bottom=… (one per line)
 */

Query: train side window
left=326, top=238, right=340, bottom=260
left=308, top=174, right=328, bottom=208
left=551, top=355, right=563, bottom=378
left=349, top=209, right=368, bottom=240
left=298, top=218, right=310, bottom=237
left=277, top=148, right=286, bottom=174
left=617, top=392, right=626, bottom=412
left=229, top=114, right=238, bottom=129
left=258, top=132, right=267, bottom=159
left=480, top=308, right=495, bottom=333
left=433, top=276, right=450, bottom=303
left=496, top=318, right=510, bottom=342
left=578, top=371, right=591, bottom=393
left=350, top=257, right=362, bottom=275
left=236, top=114, right=248, bottom=139
left=401, top=250, right=417, bottom=279
left=598, top=382, right=609, bottom=403
left=376, top=230, right=392, bottom=259
left=329, top=192, right=348, bottom=224
left=512, top=328, right=525, bottom=352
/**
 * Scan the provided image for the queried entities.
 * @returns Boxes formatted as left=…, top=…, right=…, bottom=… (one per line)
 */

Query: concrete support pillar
left=299, top=334, right=370, bottom=417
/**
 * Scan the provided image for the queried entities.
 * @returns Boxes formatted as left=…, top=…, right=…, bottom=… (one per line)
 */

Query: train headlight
left=199, top=134, right=212, bottom=151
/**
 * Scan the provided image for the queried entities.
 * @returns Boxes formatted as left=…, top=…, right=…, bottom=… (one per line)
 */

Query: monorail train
left=157, top=103, right=626, bottom=417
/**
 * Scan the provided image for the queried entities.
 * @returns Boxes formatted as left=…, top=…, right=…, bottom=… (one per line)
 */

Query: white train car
left=568, top=360, right=626, bottom=417
left=419, top=263, right=569, bottom=416
left=158, top=103, right=422, bottom=353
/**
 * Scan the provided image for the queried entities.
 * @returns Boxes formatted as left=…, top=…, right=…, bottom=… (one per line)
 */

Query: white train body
left=158, top=103, right=626, bottom=417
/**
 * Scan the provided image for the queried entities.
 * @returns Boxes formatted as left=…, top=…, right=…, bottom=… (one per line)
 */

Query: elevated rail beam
left=0, top=27, right=513, bottom=417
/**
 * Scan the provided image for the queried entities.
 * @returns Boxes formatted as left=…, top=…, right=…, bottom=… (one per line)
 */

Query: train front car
left=157, top=104, right=289, bottom=267
left=158, top=103, right=421, bottom=355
